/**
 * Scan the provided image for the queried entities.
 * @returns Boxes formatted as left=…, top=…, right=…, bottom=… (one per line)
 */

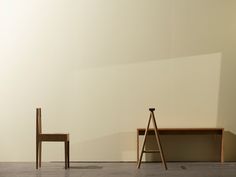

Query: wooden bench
left=137, top=128, right=224, bottom=163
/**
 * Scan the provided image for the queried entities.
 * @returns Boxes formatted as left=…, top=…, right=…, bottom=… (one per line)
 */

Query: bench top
left=138, top=128, right=224, bottom=131
left=137, top=128, right=224, bottom=135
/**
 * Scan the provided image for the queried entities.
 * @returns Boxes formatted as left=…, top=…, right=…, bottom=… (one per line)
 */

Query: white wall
left=0, top=0, right=234, bottom=161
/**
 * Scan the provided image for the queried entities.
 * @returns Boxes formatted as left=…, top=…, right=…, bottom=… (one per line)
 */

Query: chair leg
left=39, top=141, right=42, bottom=168
left=67, top=141, right=70, bottom=168
left=36, top=141, right=38, bottom=169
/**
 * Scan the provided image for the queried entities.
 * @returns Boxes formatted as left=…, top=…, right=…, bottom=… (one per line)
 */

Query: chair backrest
left=36, top=108, right=42, bottom=136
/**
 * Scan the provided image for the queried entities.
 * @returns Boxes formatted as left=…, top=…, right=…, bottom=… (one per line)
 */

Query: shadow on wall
left=71, top=132, right=136, bottom=161
left=223, top=131, right=236, bottom=161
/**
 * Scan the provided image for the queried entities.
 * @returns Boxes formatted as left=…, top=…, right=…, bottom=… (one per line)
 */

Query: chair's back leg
left=39, top=142, right=42, bottom=168
left=36, top=141, right=38, bottom=169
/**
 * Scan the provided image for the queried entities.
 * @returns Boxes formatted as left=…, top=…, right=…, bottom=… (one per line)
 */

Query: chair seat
left=38, top=133, right=69, bottom=141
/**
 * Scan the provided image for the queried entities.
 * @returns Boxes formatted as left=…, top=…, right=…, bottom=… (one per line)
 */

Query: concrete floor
left=0, top=162, right=236, bottom=177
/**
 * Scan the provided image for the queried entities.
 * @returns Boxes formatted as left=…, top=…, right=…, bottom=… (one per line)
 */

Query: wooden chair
left=36, top=108, right=70, bottom=169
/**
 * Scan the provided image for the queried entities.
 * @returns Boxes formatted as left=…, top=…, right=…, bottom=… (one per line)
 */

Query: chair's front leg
left=67, top=141, right=70, bottom=168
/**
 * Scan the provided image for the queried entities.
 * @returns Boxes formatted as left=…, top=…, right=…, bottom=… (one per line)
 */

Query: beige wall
left=217, top=0, right=236, bottom=161
left=0, top=0, right=235, bottom=161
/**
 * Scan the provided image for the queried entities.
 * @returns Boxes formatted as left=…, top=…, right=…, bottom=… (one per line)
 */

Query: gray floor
left=0, top=162, right=236, bottom=177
